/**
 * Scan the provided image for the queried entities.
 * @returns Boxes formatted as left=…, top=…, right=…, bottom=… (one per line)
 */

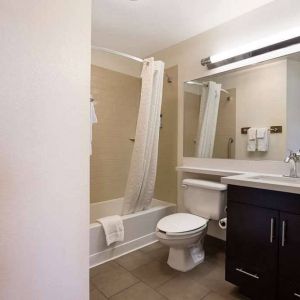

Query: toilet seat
left=157, top=213, right=207, bottom=236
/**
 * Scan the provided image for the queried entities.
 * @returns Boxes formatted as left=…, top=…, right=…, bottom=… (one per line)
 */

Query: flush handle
left=181, top=184, right=188, bottom=190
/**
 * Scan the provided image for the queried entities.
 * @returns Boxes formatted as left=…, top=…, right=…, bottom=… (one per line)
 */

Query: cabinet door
left=279, top=212, right=300, bottom=280
left=279, top=278, right=300, bottom=299
left=226, top=202, right=278, bottom=299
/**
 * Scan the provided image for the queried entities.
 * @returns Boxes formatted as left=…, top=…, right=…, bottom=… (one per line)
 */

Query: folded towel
left=247, top=127, right=257, bottom=152
left=97, top=215, right=124, bottom=246
left=257, top=128, right=269, bottom=152
left=90, top=101, right=98, bottom=155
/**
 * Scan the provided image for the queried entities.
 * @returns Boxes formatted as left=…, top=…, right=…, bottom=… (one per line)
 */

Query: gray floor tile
left=116, top=250, right=152, bottom=271
left=110, top=282, right=166, bottom=300
left=132, top=260, right=179, bottom=289
left=195, top=265, right=240, bottom=297
left=147, top=245, right=170, bottom=262
left=140, top=241, right=164, bottom=253
left=157, top=275, right=210, bottom=300
left=91, top=261, right=139, bottom=297
left=202, top=292, right=228, bottom=300
left=90, top=289, right=107, bottom=300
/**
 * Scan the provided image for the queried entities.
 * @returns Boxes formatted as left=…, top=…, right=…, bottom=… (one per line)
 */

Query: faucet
left=284, top=150, right=300, bottom=178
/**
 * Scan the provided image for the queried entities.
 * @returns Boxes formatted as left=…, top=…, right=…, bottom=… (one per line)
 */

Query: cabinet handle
left=270, top=218, right=275, bottom=243
left=235, top=268, right=259, bottom=279
left=282, top=220, right=286, bottom=247
left=294, top=293, right=300, bottom=298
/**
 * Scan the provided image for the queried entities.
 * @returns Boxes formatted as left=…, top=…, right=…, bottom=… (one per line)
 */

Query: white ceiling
left=92, top=0, right=274, bottom=57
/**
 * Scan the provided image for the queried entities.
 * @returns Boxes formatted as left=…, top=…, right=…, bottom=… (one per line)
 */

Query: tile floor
left=90, top=237, right=248, bottom=300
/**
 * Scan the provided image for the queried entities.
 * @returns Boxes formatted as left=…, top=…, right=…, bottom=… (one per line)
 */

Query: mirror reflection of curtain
left=195, top=81, right=221, bottom=158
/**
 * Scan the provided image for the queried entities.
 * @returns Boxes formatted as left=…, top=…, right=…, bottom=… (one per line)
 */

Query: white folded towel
left=90, top=101, right=98, bottom=155
left=257, top=127, right=269, bottom=152
left=247, top=127, right=257, bottom=152
left=97, top=215, right=124, bottom=246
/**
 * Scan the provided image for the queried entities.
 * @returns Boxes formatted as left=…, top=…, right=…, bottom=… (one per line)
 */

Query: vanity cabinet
left=226, top=185, right=300, bottom=300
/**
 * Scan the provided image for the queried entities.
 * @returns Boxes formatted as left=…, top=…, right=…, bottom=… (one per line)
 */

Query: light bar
left=201, top=27, right=300, bottom=69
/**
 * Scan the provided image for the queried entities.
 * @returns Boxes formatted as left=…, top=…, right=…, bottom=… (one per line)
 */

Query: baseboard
left=90, top=232, right=158, bottom=268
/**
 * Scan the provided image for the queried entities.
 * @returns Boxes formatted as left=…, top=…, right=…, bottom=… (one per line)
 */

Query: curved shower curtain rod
left=92, top=45, right=172, bottom=83
left=186, top=81, right=229, bottom=95
left=92, top=45, right=144, bottom=63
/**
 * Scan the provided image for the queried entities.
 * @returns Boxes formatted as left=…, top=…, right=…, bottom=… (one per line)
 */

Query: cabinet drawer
left=279, top=278, right=300, bottom=299
left=226, top=261, right=276, bottom=299
left=228, top=186, right=300, bottom=214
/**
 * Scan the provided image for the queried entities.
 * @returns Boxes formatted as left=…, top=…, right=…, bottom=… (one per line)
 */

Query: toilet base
left=167, top=242, right=205, bottom=272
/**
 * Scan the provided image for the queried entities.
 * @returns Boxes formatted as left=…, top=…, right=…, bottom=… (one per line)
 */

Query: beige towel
left=257, top=127, right=269, bottom=152
left=247, top=127, right=257, bottom=152
left=97, top=215, right=124, bottom=246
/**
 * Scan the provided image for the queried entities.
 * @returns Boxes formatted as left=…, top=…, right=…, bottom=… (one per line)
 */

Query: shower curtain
left=122, top=58, right=165, bottom=215
left=195, top=81, right=221, bottom=158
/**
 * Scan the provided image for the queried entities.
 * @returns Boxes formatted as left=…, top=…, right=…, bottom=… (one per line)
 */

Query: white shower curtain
left=122, top=58, right=165, bottom=215
left=195, top=81, right=221, bottom=158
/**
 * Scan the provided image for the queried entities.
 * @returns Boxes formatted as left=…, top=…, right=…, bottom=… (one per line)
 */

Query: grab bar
left=227, top=137, right=234, bottom=159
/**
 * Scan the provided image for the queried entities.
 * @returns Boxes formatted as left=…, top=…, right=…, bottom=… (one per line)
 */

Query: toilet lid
left=157, top=213, right=207, bottom=234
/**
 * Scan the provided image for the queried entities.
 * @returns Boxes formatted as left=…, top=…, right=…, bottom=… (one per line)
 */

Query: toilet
left=156, top=179, right=227, bottom=272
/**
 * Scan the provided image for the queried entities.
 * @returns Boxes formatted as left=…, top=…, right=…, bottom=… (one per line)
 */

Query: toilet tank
left=182, top=179, right=227, bottom=220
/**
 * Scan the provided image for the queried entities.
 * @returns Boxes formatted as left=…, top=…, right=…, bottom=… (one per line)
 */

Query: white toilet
left=156, top=179, right=227, bottom=272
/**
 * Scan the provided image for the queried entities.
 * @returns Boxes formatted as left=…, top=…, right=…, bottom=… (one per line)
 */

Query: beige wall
left=213, top=89, right=236, bottom=159
left=0, top=1, right=90, bottom=299
left=151, top=0, right=300, bottom=164
left=287, top=59, right=300, bottom=151
left=183, top=88, right=236, bottom=159
left=154, top=66, right=178, bottom=203
left=90, top=65, right=141, bottom=203
left=90, top=65, right=178, bottom=204
left=151, top=0, right=300, bottom=239
left=183, top=92, right=200, bottom=157
left=216, top=60, right=287, bottom=160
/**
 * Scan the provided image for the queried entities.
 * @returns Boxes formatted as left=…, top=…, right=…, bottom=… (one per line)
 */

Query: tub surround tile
left=91, top=261, right=139, bottom=297
left=110, top=282, right=166, bottom=300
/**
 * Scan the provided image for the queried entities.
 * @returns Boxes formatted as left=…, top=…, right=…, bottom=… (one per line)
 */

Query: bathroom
left=2, top=1, right=300, bottom=300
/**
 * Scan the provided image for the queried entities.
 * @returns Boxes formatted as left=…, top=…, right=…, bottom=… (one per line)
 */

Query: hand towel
left=257, top=127, right=269, bottom=152
left=247, top=127, right=257, bottom=152
left=97, top=215, right=124, bottom=246
left=90, top=101, right=98, bottom=155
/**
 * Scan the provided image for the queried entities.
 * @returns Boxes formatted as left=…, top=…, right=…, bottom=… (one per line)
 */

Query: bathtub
left=90, top=198, right=176, bottom=267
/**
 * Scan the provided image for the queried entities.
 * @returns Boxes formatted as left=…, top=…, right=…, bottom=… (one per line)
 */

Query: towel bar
left=241, top=126, right=282, bottom=134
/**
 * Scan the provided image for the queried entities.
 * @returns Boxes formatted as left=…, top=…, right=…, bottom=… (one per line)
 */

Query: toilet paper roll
left=219, top=217, right=227, bottom=230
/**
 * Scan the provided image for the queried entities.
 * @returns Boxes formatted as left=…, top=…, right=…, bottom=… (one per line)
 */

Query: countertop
left=221, top=173, right=300, bottom=195
left=177, top=165, right=300, bottom=195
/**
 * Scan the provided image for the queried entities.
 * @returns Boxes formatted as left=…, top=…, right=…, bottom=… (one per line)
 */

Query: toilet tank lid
left=182, top=179, right=227, bottom=191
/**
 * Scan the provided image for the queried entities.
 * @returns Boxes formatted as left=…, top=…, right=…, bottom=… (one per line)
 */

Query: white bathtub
left=90, top=198, right=176, bottom=267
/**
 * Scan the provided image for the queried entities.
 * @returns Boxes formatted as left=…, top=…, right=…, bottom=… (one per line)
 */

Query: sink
left=248, top=175, right=300, bottom=184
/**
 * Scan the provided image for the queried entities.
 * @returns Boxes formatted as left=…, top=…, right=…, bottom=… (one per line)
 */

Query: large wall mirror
left=183, top=53, right=300, bottom=160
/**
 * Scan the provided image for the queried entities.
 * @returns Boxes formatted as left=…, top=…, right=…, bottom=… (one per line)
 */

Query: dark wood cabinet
left=279, top=212, right=300, bottom=280
left=226, top=185, right=300, bottom=300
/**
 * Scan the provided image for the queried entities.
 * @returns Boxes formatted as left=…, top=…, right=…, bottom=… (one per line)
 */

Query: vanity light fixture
left=201, top=27, right=300, bottom=69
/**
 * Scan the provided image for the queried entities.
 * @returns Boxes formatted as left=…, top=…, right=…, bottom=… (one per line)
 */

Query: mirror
left=183, top=53, right=300, bottom=160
